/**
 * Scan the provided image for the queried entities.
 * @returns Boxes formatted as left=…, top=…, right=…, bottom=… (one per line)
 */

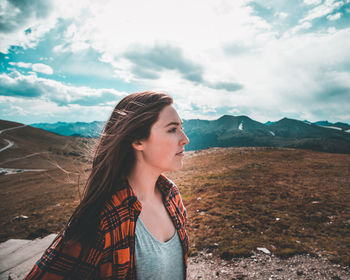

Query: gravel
left=187, top=250, right=350, bottom=280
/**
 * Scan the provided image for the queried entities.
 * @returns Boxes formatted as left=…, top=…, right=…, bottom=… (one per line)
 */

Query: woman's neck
left=127, top=163, right=162, bottom=203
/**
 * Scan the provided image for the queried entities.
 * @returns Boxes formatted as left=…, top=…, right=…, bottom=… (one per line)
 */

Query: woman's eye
left=168, top=126, right=184, bottom=133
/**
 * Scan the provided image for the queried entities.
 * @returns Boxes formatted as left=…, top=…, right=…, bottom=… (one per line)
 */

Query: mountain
left=30, top=121, right=104, bottom=137
left=28, top=116, right=350, bottom=154
left=313, top=121, right=350, bottom=132
left=314, top=120, right=334, bottom=126
left=183, top=116, right=350, bottom=154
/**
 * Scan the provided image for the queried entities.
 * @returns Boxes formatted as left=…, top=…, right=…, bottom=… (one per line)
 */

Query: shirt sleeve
left=24, top=224, right=106, bottom=279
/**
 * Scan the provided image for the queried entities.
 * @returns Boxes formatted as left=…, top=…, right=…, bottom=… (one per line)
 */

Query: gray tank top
left=135, top=218, right=185, bottom=280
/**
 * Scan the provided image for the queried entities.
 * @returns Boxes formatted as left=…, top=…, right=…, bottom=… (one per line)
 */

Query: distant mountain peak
left=217, top=115, right=251, bottom=121
left=217, top=115, right=235, bottom=121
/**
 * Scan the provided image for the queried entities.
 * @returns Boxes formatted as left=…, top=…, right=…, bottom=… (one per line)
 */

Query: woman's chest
left=138, top=199, right=176, bottom=242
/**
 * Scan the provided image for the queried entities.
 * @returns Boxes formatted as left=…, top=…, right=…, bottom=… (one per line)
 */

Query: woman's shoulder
left=98, top=186, right=137, bottom=227
left=157, top=174, right=179, bottom=194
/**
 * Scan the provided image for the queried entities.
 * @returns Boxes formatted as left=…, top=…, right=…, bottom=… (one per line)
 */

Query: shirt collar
left=114, top=174, right=174, bottom=210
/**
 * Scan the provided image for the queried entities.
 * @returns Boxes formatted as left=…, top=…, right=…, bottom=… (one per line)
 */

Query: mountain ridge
left=3, top=115, right=349, bottom=154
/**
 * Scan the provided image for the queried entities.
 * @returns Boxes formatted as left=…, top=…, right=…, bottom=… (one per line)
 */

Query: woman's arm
left=24, top=227, right=106, bottom=279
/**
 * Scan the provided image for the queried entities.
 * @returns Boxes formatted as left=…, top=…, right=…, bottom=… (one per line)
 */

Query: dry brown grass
left=166, top=147, right=350, bottom=266
left=1, top=145, right=349, bottom=266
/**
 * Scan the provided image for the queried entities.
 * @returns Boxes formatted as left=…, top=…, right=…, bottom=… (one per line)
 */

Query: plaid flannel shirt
left=25, top=175, right=188, bottom=279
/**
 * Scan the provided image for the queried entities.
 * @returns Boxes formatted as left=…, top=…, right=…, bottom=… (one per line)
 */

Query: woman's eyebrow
left=164, top=121, right=183, bottom=127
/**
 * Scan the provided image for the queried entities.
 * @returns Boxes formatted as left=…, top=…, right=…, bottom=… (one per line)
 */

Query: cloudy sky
left=0, top=0, right=349, bottom=124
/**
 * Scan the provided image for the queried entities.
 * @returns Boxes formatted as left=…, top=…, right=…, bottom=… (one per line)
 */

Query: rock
left=26, top=228, right=51, bottom=239
left=12, top=215, right=28, bottom=221
left=297, top=270, right=303, bottom=276
left=257, top=247, right=271, bottom=254
left=232, top=273, right=247, bottom=280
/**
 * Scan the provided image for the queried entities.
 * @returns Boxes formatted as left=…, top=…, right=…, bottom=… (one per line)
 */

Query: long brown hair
left=64, top=91, right=173, bottom=245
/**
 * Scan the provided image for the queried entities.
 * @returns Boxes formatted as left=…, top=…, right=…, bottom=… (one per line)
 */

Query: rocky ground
left=1, top=236, right=350, bottom=280
left=187, top=250, right=350, bottom=280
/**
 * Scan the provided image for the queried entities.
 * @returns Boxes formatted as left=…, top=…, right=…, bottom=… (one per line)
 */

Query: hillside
left=0, top=120, right=89, bottom=170
left=0, top=120, right=91, bottom=243
left=1, top=121, right=349, bottom=267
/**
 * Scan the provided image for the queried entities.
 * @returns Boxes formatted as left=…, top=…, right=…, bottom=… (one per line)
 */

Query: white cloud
left=9, top=62, right=32, bottom=68
left=0, top=0, right=90, bottom=53
left=291, top=21, right=312, bottom=34
left=1, top=0, right=350, bottom=124
left=8, top=62, right=53, bottom=74
left=303, top=0, right=322, bottom=5
left=50, top=0, right=274, bottom=84
left=327, top=26, right=338, bottom=33
left=277, top=12, right=288, bottom=19
left=152, top=27, right=350, bottom=123
left=301, top=0, right=345, bottom=22
left=0, top=96, right=115, bottom=123
left=0, top=0, right=56, bottom=53
left=327, top=12, right=342, bottom=20
left=32, top=63, right=54, bottom=75
left=0, top=71, right=126, bottom=106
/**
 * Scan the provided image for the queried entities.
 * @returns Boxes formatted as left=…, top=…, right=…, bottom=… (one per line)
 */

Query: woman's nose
left=181, top=130, right=189, bottom=146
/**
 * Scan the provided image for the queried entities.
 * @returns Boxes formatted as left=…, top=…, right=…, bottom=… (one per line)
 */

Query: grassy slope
left=166, top=147, right=350, bottom=266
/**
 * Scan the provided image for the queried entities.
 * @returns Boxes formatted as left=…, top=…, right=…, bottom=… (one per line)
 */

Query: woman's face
left=135, top=104, right=189, bottom=173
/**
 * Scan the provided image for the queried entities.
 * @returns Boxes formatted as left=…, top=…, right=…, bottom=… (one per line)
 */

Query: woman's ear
left=132, top=140, right=144, bottom=151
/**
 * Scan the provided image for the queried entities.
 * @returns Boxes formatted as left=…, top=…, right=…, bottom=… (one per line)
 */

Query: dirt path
left=0, top=125, right=27, bottom=135
left=0, top=125, right=27, bottom=153
left=0, top=139, right=14, bottom=153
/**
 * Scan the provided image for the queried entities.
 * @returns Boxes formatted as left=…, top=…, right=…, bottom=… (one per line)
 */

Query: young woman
left=25, top=91, right=189, bottom=279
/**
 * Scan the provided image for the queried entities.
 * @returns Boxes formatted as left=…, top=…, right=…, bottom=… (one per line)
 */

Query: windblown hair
left=64, top=91, right=173, bottom=245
